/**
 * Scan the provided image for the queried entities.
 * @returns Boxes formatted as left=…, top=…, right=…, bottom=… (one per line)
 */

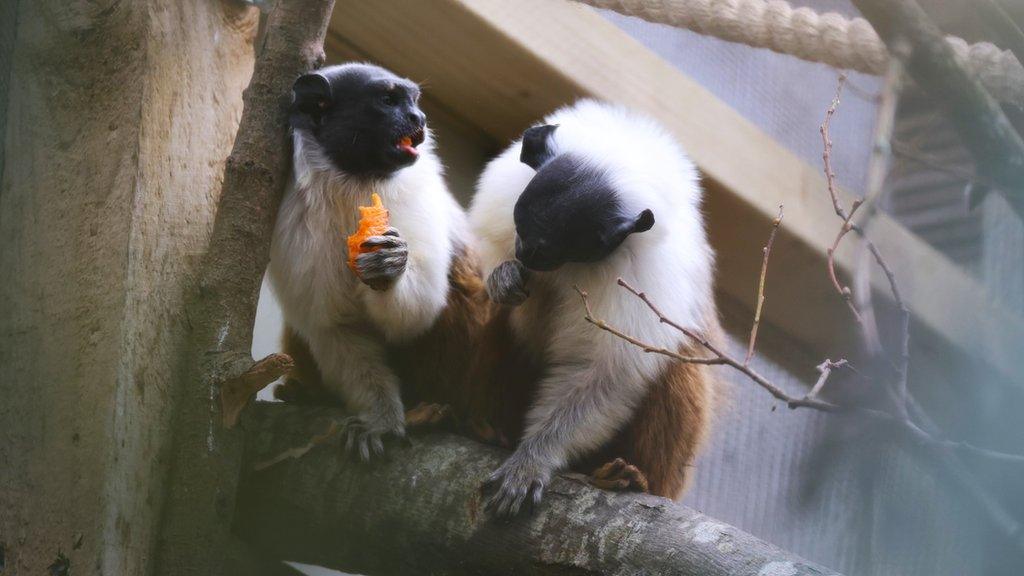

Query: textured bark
left=0, top=2, right=254, bottom=574
left=152, top=1, right=335, bottom=575
left=235, top=404, right=840, bottom=576
left=0, top=0, right=17, bottom=185
left=852, top=0, right=1024, bottom=217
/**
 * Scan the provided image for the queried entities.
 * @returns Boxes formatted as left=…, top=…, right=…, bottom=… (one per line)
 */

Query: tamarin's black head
left=290, top=63, right=427, bottom=178
left=513, top=124, right=655, bottom=272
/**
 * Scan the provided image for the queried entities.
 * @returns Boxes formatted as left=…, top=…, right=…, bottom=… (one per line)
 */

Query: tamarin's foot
left=404, top=402, right=451, bottom=429
left=341, top=412, right=405, bottom=462
left=482, top=449, right=551, bottom=517
left=588, top=458, right=650, bottom=493
left=467, top=417, right=510, bottom=448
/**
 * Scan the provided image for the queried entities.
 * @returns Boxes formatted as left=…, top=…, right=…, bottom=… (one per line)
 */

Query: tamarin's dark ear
left=520, top=124, right=558, bottom=170
left=605, top=209, right=655, bottom=249
left=292, top=72, right=332, bottom=113
left=632, top=209, right=655, bottom=233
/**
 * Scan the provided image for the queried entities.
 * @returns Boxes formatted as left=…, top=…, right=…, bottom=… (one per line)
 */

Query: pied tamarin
left=268, top=63, right=487, bottom=459
left=468, top=99, right=723, bottom=516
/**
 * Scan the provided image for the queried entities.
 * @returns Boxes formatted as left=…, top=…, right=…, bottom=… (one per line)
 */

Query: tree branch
left=745, top=205, right=783, bottom=365
left=153, top=1, right=336, bottom=574
left=851, top=0, right=1024, bottom=218
left=234, top=403, right=841, bottom=576
left=820, top=75, right=911, bottom=415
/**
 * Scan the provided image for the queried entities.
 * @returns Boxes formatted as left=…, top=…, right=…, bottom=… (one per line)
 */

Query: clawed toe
left=404, top=402, right=451, bottom=430
left=481, top=462, right=548, bottom=518
left=589, top=458, right=649, bottom=493
left=340, top=416, right=401, bottom=462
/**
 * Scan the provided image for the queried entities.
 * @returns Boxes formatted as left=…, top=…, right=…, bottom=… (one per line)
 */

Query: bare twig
left=579, top=282, right=840, bottom=413
left=823, top=73, right=913, bottom=414
left=808, top=359, right=848, bottom=400
left=578, top=279, right=1024, bottom=467
left=577, top=286, right=725, bottom=366
left=746, top=205, right=783, bottom=365
left=820, top=75, right=867, bottom=325
left=254, top=417, right=341, bottom=471
left=575, top=74, right=1024, bottom=554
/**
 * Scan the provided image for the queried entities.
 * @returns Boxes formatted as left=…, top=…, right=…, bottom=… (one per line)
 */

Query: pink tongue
left=399, top=138, right=418, bottom=156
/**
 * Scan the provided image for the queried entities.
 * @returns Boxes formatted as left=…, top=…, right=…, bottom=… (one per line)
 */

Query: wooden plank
left=326, top=0, right=1024, bottom=382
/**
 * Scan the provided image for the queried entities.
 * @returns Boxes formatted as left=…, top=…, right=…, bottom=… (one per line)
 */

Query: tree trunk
left=151, top=1, right=335, bottom=575
left=0, top=1, right=255, bottom=574
left=235, top=404, right=839, bottom=576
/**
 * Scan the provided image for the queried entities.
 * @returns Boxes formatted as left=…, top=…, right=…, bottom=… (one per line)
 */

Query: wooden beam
left=0, top=2, right=255, bottom=573
left=326, top=0, right=1024, bottom=383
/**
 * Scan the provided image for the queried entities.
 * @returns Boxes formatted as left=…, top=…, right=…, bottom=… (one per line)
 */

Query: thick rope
left=578, top=0, right=1024, bottom=106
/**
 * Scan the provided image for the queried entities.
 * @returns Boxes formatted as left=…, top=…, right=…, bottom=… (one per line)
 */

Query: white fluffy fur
left=469, top=99, right=714, bottom=471
left=269, top=110, right=467, bottom=428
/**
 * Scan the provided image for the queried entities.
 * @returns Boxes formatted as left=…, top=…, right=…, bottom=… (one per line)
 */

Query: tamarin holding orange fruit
left=268, top=64, right=487, bottom=459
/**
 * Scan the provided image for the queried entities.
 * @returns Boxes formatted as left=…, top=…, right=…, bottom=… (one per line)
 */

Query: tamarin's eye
left=381, top=92, right=401, bottom=106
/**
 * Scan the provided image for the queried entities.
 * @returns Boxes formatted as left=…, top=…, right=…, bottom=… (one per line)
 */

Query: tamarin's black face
left=290, top=63, right=426, bottom=178
left=513, top=125, right=654, bottom=272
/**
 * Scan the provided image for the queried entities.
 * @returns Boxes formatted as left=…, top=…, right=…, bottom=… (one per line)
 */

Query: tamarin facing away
left=269, top=63, right=487, bottom=459
left=468, top=99, right=723, bottom=516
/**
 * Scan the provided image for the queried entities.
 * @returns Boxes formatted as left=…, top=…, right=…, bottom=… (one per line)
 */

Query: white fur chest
left=269, top=132, right=457, bottom=339
left=269, top=175, right=363, bottom=332
left=509, top=229, right=713, bottom=388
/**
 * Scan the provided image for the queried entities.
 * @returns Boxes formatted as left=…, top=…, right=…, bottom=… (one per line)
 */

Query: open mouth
left=397, top=127, right=425, bottom=157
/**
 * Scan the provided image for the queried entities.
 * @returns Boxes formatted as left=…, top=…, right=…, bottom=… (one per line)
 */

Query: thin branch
left=580, top=282, right=840, bottom=413
left=821, top=74, right=911, bottom=416
left=577, top=286, right=725, bottom=365
left=823, top=71, right=913, bottom=412
left=820, top=75, right=866, bottom=325
left=820, top=70, right=1021, bottom=546
left=745, top=205, right=783, bottom=365
left=576, top=74, right=1024, bottom=548
left=581, top=278, right=1024, bottom=468
left=254, top=417, right=341, bottom=471
left=808, top=359, right=848, bottom=400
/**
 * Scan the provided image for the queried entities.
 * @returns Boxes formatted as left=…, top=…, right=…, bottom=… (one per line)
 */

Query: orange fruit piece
left=346, top=193, right=390, bottom=274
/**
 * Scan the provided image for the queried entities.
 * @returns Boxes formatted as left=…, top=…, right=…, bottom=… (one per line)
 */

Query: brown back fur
left=473, top=304, right=724, bottom=499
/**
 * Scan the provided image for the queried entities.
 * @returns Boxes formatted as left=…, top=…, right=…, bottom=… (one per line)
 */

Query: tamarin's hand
left=486, top=259, right=530, bottom=305
left=482, top=446, right=551, bottom=517
left=356, top=227, right=408, bottom=291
